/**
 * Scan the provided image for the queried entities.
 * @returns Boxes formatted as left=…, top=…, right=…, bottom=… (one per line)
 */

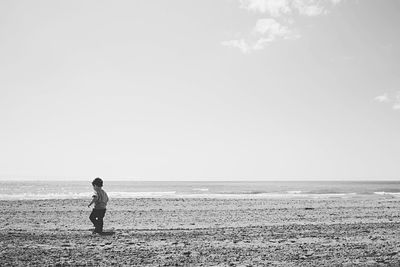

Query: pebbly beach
left=2, top=196, right=400, bottom=266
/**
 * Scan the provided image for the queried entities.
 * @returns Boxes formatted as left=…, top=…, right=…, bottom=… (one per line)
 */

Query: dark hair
left=92, top=177, right=103, bottom=187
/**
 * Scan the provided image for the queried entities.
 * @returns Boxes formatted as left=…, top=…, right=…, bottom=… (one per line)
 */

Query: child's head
left=92, top=177, right=103, bottom=188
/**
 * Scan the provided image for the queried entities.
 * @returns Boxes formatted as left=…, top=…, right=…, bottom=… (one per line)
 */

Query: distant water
left=0, top=180, right=400, bottom=200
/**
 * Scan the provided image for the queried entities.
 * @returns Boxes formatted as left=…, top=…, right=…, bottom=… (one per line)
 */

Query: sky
left=1, top=0, right=400, bottom=181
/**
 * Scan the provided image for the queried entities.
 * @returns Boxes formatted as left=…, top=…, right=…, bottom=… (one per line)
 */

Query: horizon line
left=0, top=178, right=399, bottom=182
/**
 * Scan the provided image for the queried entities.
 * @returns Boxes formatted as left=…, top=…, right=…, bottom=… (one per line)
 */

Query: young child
left=88, top=177, right=109, bottom=234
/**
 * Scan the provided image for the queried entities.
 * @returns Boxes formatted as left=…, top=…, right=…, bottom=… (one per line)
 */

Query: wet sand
left=1, top=197, right=400, bottom=266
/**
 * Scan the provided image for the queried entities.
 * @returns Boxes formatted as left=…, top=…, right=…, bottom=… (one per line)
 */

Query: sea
left=1, top=180, right=400, bottom=201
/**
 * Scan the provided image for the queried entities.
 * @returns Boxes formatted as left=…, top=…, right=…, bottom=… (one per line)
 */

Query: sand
left=1, top=196, right=400, bottom=266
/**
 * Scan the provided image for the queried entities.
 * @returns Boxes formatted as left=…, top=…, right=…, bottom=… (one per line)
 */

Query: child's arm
left=88, top=195, right=97, bottom=208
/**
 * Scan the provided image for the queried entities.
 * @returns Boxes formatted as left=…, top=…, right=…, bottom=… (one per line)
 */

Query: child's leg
left=96, top=209, right=106, bottom=233
left=89, top=209, right=97, bottom=228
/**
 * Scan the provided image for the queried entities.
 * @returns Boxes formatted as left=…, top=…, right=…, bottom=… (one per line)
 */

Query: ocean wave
left=219, top=191, right=268, bottom=195
left=287, top=191, right=302, bottom=194
left=109, top=191, right=177, bottom=198
left=192, top=188, right=209, bottom=192
left=307, top=193, right=357, bottom=198
left=0, top=191, right=178, bottom=200
left=0, top=192, right=92, bottom=200
left=374, top=191, right=400, bottom=196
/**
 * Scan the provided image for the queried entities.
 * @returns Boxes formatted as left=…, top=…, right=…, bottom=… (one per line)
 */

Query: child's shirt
left=93, top=189, right=109, bottom=209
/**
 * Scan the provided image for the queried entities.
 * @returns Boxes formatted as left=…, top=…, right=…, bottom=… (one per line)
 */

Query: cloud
left=374, top=94, right=390, bottom=103
left=239, top=0, right=291, bottom=17
left=239, top=0, right=341, bottom=17
left=374, top=91, right=400, bottom=111
left=293, top=1, right=326, bottom=16
left=253, top=18, right=289, bottom=36
left=253, top=18, right=300, bottom=49
left=221, top=39, right=251, bottom=53
left=393, top=103, right=400, bottom=110
left=331, top=0, right=343, bottom=5
left=224, top=0, right=343, bottom=53
left=222, top=18, right=300, bottom=52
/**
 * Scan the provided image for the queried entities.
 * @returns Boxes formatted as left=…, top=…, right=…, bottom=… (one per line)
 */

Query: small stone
left=387, top=251, right=398, bottom=256
left=365, top=260, right=378, bottom=266
left=305, top=251, right=314, bottom=257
